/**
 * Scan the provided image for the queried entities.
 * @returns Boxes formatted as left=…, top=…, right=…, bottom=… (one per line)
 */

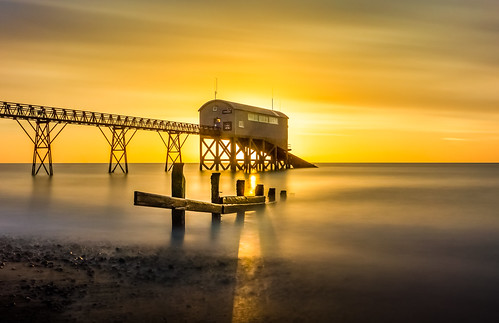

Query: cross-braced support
left=200, top=136, right=289, bottom=172
left=158, top=132, right=189, bottom=172
left=99, top=126, right=137, bottom=173
left=16, top=119, right=67, bottom=176
left=200, top=137, right=232, bottom=171
left=32, top=121, right=53, bottom=176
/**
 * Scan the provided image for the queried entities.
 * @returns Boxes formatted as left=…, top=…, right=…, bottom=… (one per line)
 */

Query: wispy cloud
left=1, top=0, right=498, bottom=161
left=442, top=137, right=468, bottom=141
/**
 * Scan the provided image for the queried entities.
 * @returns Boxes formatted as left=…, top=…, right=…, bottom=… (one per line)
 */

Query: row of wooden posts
left=134, top=163, right=287, bottom=229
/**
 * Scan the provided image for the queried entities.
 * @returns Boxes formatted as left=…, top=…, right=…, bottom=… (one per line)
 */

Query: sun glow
left=1, top=0, right=498, bottom=163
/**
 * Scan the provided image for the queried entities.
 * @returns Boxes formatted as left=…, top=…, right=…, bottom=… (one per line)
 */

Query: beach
left=1, top=236, right=341, bottom=323
left=2, top=164, right=499, bottom=322
left=0, top=236, right=245, bottom=322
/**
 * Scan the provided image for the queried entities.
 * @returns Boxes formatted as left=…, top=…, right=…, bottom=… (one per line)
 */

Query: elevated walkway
left=0, top=100, right=218, bottom=175
left=1, top=99, right=317, bottom=175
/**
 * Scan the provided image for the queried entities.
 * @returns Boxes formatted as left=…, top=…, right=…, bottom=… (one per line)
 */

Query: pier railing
left=0, top=101, right=217, bottom=134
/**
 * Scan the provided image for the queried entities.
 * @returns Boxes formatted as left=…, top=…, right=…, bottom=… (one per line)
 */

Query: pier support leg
left=230, top=138, right=237, bottom=171
left=109, top=127, right=127, bottom=173
left=32, top=120, right=53, bottom=176
left=215, top=138, right=220, bottom=171
left=16, top=119, right=67, bottom=176
left=99, top=126, right=137, bottom=174
left=159, top=132, right=188, bottom=172
left=200, top=136, right=217, bottom=171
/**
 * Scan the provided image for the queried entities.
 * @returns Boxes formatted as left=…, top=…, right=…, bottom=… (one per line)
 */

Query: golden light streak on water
left=248, top=175, right=257, bottom=195
left=231, top=218, right=264, bottom=322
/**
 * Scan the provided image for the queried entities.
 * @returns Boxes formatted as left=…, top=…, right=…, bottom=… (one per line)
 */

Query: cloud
left=1, top=0, right=498, bottom=114
left=442, top=137, right=467, bottom=141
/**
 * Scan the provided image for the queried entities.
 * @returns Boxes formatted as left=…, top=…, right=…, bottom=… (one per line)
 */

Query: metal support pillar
left=109, top=126, right=128, bottom=173
left=230, top=138, right=237, bottom=171
left=215, top=138, right=220, bottom=171
left=99, top=126, right=137, bottom=173
left=200, top=135, right=289, bottom=173
left=32, top=120, right=53, bottom=176
left=200, top=136, right=216, bottom=170
left=158, top=132, right=189, bottom=172
left=15, top=119, right=66, bottom=176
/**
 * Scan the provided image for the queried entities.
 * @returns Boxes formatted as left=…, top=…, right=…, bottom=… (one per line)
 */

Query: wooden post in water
left=236, top=179, right=246, bottom=220
left=171, top=163, right=185, bottom=228
left=280, top=190, right=287, bottom=201
left=255, top=184, right=264, bottom=197
left=211, top=172, right=221, bottom=222
left=236, top=179, right=245, bottom=196
left=268, top=188, right=276, bottom=202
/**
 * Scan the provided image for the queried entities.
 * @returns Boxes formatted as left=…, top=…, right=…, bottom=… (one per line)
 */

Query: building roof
left=199, top=99, right=288, bottom=119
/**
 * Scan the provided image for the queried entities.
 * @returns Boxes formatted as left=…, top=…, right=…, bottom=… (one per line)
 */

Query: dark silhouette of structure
left=1, top=99, right=315, bottom=175
left=0, top=100, right=217, bottom=175
left=199, top=100, right=316, bottom=171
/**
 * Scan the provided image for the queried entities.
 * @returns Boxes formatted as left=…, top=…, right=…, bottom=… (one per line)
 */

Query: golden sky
left=1, top=0, right=498, bottom=162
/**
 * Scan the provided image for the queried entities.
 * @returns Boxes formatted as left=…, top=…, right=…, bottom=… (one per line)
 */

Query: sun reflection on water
left=248, top=175, right=257, bottom=196
left=231, top=216, right=264, bottom=322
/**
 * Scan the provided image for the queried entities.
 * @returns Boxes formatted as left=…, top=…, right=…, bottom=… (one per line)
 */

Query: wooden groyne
left=134, top=163, right=286, bottom=229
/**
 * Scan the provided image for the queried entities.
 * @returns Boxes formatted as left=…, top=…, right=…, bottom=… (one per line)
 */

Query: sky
left=1, top=0, right=498, bottom=163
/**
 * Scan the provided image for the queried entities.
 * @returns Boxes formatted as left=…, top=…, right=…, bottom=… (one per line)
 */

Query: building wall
left=199, top=100, right=235, bottom=133
left=199, top=101, right=288, bottom=148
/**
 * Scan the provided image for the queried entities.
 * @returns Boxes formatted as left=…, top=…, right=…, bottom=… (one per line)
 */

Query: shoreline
left=0, top=236, right=246, bottom=322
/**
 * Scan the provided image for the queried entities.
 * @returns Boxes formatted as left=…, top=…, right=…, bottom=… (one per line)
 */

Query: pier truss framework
left=199, top=136, right=291, bottom=172
left=1, top=100, right=218, bottom=175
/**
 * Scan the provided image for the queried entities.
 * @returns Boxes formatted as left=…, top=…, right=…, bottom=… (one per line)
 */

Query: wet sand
left=2, top=235, right=499, bottom=323
left=0, top=236, right=246, bottom=322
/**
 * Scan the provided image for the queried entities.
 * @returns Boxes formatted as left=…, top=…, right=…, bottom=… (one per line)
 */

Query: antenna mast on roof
left=214, top=78, right=218, bottom=100
left=272, top=88, right=274, bottom=111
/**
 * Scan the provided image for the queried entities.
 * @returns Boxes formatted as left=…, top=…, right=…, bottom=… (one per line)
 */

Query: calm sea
left=2, top=163, right=499, bottom=321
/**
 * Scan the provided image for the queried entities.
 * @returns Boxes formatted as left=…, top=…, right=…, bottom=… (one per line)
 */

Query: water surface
left=2, top=163, right=499, bottom=321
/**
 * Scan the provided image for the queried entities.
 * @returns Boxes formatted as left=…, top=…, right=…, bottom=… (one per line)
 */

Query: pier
left=1, top=99, right=316, bottom=175
left=0, top=100, right=218, bottom=175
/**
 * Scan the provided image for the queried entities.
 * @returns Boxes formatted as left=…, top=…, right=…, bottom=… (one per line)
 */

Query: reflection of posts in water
left=170, top=227, right=185, bottom=246
left=210, top=216, right=221, bottom=241
left=171, top=163, right=185, bottom=228
left=170, top=227, right=185, bottom=247
left=236, top=211, right=245, bottom=225
left=235, top=179, right=246, bottom=225
left=211, top=172, right=221, bottom=222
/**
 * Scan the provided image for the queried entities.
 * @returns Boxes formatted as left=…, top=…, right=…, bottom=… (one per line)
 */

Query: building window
left=212, top=106, right=218, bottom=111
left=248, top=113, right=258, bottom=121
left=223, top=121, right=232, bottom=131
left=214, top=118, right=221, bottom=128
left=238, top=120, right=244, bottom=128
left=222, top=108, right=232, bottom=114
left=248, top=112, right=278, bottom=124
left=269, top=117, right=278, bottom=124
left=258, top=115, right=269, bottom=123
